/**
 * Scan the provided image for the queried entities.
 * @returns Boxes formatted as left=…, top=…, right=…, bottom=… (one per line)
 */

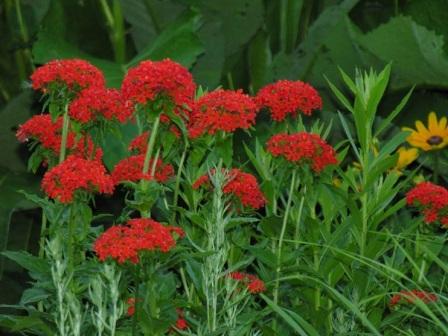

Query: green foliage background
left=1, top=0, right=448, bottom=318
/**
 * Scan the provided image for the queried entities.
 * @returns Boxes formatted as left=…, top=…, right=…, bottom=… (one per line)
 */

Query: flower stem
left=59, top=103, right=70, bottom=164
left=433, top=152, right=439, bottom=184
left=142, top=115, right=160, bottom=175
left=132, top=267, right=141, bottom=336
left=170, top=143, right=188, bottom=224
left=272, top=170, right=296, bottom=331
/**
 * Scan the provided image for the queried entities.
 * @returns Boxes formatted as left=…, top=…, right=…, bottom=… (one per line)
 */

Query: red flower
left=128, top=132, right=150, bottom=154
left=122, top=59, right=195, bottom=108
left=17, top=115, right=71, bottom=153
left=69, top=87, right=133, bottom=123
left=41, top=155, right=114, bottom=203
left=390, top=290, right=437, bottom=307
left=266, top=132, right=338, bottom=173
left=229, top=272, right=266, bottom=294
left=71, top=135, right=104, bottom=162
left=111, top=154, right=174, bottom=185
left=406, top=182, right=448, bottom=226
left=193, top=169, right=266, bottom=209
left=31, top=59, right=105, bottom=94
left=188, top=89, right=257, bottom=138
left=93, top=218, right=184, bottom=264
left=127, top=298, right=136, bottom=316
left=255, top=80, right=322, bottom=121
left=17, top=114, right=103, bottom=161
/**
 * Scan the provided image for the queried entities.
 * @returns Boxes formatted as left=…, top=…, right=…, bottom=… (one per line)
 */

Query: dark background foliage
left=1, top=0, right=448, bottom=320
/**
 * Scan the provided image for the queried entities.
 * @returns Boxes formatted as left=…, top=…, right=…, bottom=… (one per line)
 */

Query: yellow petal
left=439, top=116, right=447, bottom=130
left=428, top=112, right=438, bottom=132
left=415, top=120, right=430, bottom=136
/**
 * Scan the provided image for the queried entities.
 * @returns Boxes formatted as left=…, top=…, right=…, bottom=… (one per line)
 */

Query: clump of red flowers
left=406, top=182, right=448, bottom=226
left=69, top=87, right=133, bottom=124
left=111, top=155, right=174, bottom=185
left=193, top=168, right=266, bottom=209
left=188, top=89, right=257, bottom=138
left=122, top=59, right=195, bottom=109
left=390, top=290, right=437, bottom=307
left=229, top=272, right=266, bottom=294
left=94, top=218, right=184, bottom=264
left=16, top=115, right=72, bottom=153
left=41, top=155, right=114, bottom=203
left=267, top=132, right=338, bottom=173
left=31, top=59, right=105, bottom=94
left=17, top=114, right=103, bottom=161
left=255, top=80, right=322, bottom=121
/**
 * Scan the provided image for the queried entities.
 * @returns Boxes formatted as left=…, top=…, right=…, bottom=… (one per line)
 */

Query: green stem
left=142, top=116, right=160, bottom=175
left=59, top=104, right=70, bottom=163
left=313, top=246, right=320, bottom=311
left=132, top=268, right=141, bottom=336
left=433, top=152, right=439, bottom=184
left=38, top=211, right=47, bottom=258
left=112, top=0, right=126, bottom=63
left=180, top=267, right=192, bottom=302
left=294, top=192, right=305, bottom=250
left=170, top=144, right=188, bottom=223
left=279, top=0, right=287, bottom=52
left=360, top=192, right=368, bottom=257
left=272, top=170, right=296, bottom=330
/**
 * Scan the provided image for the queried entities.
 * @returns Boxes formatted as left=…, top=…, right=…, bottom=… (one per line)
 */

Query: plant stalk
left=272, top=170, right=296, bottom=330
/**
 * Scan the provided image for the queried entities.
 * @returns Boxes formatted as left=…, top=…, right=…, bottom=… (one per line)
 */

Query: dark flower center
left=426, top=135, right=443, bottom=146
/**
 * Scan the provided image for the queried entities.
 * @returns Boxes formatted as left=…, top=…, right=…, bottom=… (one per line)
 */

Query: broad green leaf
left=0, top=168, right=40, bottom=278
left=248, top=29, right=272, bottom=91
left=358, top=16, right=448, bottom=90
left=127, top=11, right=204, bottom=68
left=119, top=0, right=186, bottom=51
left=32, top=1, right=125, bottom=87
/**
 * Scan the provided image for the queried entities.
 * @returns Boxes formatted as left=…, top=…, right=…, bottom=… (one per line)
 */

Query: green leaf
left=1, top=251, right=49, bottom=278
left=248, top=29, right=272, bottom=91
left=260, top=294, right=319, bottom=336
left=358, top=16, right=448, bottom=90
left=0, top=90, right=33, bottom=172
left=32, top=1, right=125, bottom=87
left=127, top=11, right=204, bottom=68
left=119, top=0, right=187, bottom=51
left=0, top=168, right=40, bottom=278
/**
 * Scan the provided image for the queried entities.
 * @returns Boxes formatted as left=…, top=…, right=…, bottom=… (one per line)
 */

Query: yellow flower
left=402, top=112, right=448, bottom=151
left=395, top=147, right=418, bottom=170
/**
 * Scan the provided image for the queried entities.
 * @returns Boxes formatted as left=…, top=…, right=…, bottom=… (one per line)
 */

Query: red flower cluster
left=229, top=272, right=266, bottom=294
left=390, top=290, right=437, bottom=307
left=128, top=132, right=150, bottom=154
left=193, top=169, right=266, bottom=209
left=255, top=80, right=322, bottom=121
left=93, top=218, right=184, bottom=264
left=31, top=59, right=105, bottom=94
left=41, top=155, right=114, bottom=203
left=122, top=59, right=195, bottom=109
left=267, top=132, right=338, bottom=173
left=17, top=114, right=103, bottom=161
left=71, top=135, right=104, bottom=162
left=188, top=89, right=257, bottom=138
left=16, top=115, right=69, bottom=153
left=406, top=182, right=448, bottom=226
left=111, top=155, right=174, bottom=185
left=69, top=87, right=133, bottom=124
